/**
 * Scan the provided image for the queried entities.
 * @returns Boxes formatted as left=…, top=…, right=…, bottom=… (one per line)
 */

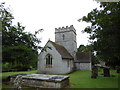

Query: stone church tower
left=38, top=25, right=91, bottom=74
left=55, top=25, right=77, bottom=59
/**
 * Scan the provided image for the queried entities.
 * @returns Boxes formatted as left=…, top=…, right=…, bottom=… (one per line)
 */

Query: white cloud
left=1, top=0, right=100, bottom=47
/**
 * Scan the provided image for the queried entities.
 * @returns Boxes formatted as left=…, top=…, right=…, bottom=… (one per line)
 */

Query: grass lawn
left=1, top=70, right=119, bottom=89
left=2, top=70, right=37, bottom=80
left=68, top=70, right=119, bottom=88
left=1, top=70, right=37, bottom=89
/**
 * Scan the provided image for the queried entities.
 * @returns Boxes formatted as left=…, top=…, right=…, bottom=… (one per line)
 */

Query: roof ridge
left=49, top=40, right=65, bottom=48
left=49, top=40, right=73, bottom=59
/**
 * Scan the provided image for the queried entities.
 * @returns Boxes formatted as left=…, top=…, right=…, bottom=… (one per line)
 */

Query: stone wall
left=10, top=74, right=69, bottom=88
left=75, top=62, right=91, bottom=71
left=21, top=78, right=69, bottom=88
left=55, top=25, right=77, bottom=58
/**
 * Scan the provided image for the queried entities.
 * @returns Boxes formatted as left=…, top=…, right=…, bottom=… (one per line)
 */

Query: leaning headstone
left=116, top=66, right=120, bottom=73
left=91, top=66, right=98, bottom=79
left=103, top=66, right=110, bottom=77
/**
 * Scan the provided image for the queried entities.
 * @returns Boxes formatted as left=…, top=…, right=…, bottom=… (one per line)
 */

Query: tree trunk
left=91, top=66, right=98, bottom=79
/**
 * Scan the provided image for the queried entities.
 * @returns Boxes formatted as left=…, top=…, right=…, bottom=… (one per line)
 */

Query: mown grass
left=68, top=70, right=118, bottom=88
left=1, top=70, right=37, bottom=89
left=1, top=70, right=119, bottom=89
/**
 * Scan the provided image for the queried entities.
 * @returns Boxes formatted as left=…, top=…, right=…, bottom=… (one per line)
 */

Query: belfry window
left=46, top=54, right=52, bottom=68
left=63, top=34, right=65, bottom=40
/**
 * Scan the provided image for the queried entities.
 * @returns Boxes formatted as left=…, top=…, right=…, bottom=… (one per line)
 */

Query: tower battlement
left=55, top=25, right=77, bottom=58
left=55, top=25, right=76, bottom=34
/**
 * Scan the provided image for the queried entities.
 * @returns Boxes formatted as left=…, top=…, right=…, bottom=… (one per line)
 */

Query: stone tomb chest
left=10, top=73, right=69, bottom=88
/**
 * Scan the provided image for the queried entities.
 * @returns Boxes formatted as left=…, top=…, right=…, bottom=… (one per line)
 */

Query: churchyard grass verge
left=2, top=70, right=119, bottom=88
left=68, top=70, right=118, bottom=88
left=2, top=70, right=37, bottom=88
left=2, top=70, right=37, bottom=79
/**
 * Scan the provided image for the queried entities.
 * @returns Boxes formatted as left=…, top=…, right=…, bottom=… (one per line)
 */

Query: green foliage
left=79, top=2, right=120, bottom=67
left=77, top=44, right=91, bottom=52
left=1, top=2, right=42, bottom=70
left=77, top=45, right=99, bottom=64
left=2, top=62, right=12, bottom=71
left=3, top=45, right=38, bottom=68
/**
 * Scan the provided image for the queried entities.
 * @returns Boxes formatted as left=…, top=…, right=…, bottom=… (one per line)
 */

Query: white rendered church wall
left=75, top=62, right=91, bottom=71
left=80, top=63, right=91, bottom=71
left=38, top=42, right=71, bottom=74
left=60, top=59, right=70, bottom=74
left=75, top=63, right=80, bottom=70
left=60, top=59, right=74, bottom=74
left=38, top=42, right=61, bottom=74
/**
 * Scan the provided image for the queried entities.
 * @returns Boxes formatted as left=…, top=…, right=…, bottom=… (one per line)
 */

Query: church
left=38, top=25, right=91, bottom=74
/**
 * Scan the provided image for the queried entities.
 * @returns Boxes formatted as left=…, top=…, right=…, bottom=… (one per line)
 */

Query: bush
left=11, top=67, right=32, bottom=71
left=2, top=62, right=32, bottom=72
left=2, top=62, right=12, bottom=71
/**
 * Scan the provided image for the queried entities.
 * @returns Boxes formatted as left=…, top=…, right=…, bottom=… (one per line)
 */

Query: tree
left=77, top=44, right=91, bottom=52
left=79, top=2, right=120, bottom=67
left=1, top=3, right=42, bottom=70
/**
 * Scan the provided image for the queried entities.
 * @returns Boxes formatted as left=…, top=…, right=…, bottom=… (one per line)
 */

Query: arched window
left=46, top=54, right=52, bottom=68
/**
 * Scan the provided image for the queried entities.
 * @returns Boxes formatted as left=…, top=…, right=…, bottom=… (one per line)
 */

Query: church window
left=62, top=34, right=65, bottom=40
left=46, top=54, right=52, bottom=68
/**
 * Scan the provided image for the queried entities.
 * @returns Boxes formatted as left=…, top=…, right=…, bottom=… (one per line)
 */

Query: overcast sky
left=2, top=0, right=100, bottom=47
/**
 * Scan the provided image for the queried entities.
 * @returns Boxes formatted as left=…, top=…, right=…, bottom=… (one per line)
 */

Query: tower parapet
left=55, top=25, right=76, bottom=35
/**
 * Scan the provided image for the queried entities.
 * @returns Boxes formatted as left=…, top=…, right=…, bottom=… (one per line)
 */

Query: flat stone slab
left=10, top=73, right=69, bottom=88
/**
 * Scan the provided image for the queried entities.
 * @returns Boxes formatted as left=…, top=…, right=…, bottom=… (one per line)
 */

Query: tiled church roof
left=49, top=41, right=73, bottom=59
left=75, top=52, right=91, bottom=63
left=48, top=40, right=91, bottom=62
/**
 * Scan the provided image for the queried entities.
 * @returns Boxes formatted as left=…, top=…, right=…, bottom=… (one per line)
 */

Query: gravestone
left=103, top=66, right=110, bottom=77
